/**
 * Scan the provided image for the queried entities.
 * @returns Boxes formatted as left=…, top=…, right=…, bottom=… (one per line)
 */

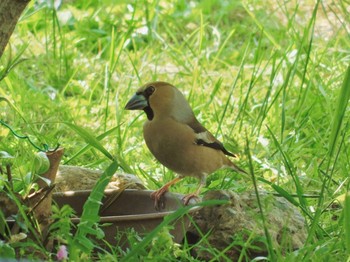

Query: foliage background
left=0, top=0, right=349, bottom=260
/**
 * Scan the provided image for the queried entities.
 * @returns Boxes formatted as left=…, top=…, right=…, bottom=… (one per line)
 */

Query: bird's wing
left=187, top=118, right=237, bottom=158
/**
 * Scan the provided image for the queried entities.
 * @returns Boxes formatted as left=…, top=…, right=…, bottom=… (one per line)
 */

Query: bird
left=125, top=81, right=246, bottom=209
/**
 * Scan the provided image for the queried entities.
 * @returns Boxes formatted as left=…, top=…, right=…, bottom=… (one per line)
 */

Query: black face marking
left=140, top=86, right=155, bottom=121
left=144, top=85, right=155, bottom=98
left=195, top=139, right=236, bottom=157
left=144, top=106, right=154, bottom=120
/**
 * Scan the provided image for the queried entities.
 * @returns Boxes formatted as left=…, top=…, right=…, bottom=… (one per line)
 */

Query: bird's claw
left=151, top=188, right=168, bottom=211
left=182, top=193, right=199, bottom=205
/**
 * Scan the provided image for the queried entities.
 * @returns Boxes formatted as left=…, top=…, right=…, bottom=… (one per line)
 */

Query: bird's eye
left=145, top=86, right=155, bottom=97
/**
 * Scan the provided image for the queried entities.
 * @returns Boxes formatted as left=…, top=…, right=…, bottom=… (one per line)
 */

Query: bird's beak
left=125, top=93, right=148, bottom=110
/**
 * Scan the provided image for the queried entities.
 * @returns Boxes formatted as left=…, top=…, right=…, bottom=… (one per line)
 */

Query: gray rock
left=187, top=190, right=307, bottom=261
left=55, top=165, right=145, bottom=192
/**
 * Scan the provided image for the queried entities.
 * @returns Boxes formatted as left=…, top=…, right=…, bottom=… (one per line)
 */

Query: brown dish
left=53, top=189, right=201, bottom=246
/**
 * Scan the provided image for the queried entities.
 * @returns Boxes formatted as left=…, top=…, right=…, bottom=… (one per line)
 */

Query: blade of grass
left=0, top=96, right=27, bottom=123
left=266, top=125, right=308, bottom=211
left=279, top=49, right=301, bottom=141
left=241, top=3, right=281, bottom=50
left=344, top=192, right=350, bottom=254
left=306, top=63, right=350, bottom=246
left=220, top=42, right=250, bottom=135
left=0, top=44, right=28, bottom=82
left=102, top=26, right=117, bottom=132
left=328, top=64, right=350, bottom=159
left=64, top=125, right=120, bottom=164
left=64, top=122, right=114, bottom=161
left=237, top=37, right=264, bottom=132
left=258, top=177, right=315, bottom=221
left=327, top=118, right=350, bottom=191
left=70, top=161, right=119, bottom=258
left=4, top=184, right=44, bottom=247
left=120, top=199, right=228, bottom=262
left=245, top=133, right=276, bottom=261
left=103, top=63, right=111, bottom=132
left=213, top=28, right=235, bottom=63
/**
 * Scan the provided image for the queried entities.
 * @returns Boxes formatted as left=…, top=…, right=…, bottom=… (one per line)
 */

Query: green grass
left=0, top=0, right=350, bottom=260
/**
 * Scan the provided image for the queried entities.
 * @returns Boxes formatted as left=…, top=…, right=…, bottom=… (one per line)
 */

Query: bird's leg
left=182, top=176, right=206, bottom=205
left=151, top=177, right=182, bottom=210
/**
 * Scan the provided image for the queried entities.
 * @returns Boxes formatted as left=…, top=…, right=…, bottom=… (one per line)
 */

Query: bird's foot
left=150, top=187, right=169, bottom=210
left=182, top=193, right=200, bottom=205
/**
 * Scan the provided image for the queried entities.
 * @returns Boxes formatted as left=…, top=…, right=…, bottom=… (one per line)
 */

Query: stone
left=54, top=165, right=145, bottom=192
left=187, top=190, right=307, bottom=261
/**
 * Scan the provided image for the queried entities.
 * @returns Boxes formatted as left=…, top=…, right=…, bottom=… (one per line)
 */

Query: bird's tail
left=225, top=158, right=248, bottom=175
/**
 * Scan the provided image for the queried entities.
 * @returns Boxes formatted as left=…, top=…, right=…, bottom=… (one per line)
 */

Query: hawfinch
left=125, top=81, right=246, bottom=209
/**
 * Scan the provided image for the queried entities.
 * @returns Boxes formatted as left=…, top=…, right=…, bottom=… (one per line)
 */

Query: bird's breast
left=143, top=118, right=226, bottom=177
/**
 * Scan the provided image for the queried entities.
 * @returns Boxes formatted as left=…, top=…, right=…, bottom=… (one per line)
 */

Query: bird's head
left=125, top=81, right=194, bottom=122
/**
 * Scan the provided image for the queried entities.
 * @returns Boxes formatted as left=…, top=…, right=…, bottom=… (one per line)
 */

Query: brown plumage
left=125, top=81, right=246, bottom=209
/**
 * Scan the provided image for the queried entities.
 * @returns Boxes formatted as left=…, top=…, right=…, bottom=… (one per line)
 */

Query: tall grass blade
left=245, top=134, right=276, bottom=261
left=64, top=122, right=114, bottom=161
left=266, top=126, right=307, bottom=210
left=241, top=3, right=281, bottom=50
left=64, top=125, right=120, bottom=164
left=71, top=161, right=119, bottom=258
left=258, top=177, right=314, bottom=220
left=0, top=96, right=27, bottom=123
left=311, top=64, right=350, bottom=240
left=0, top=44, right=28, bottom=82
left=328, top=64, right=350, bottom=158
left=120, top=199, right=228, bottom=262
left=344, top=192, right=350, bottom=254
